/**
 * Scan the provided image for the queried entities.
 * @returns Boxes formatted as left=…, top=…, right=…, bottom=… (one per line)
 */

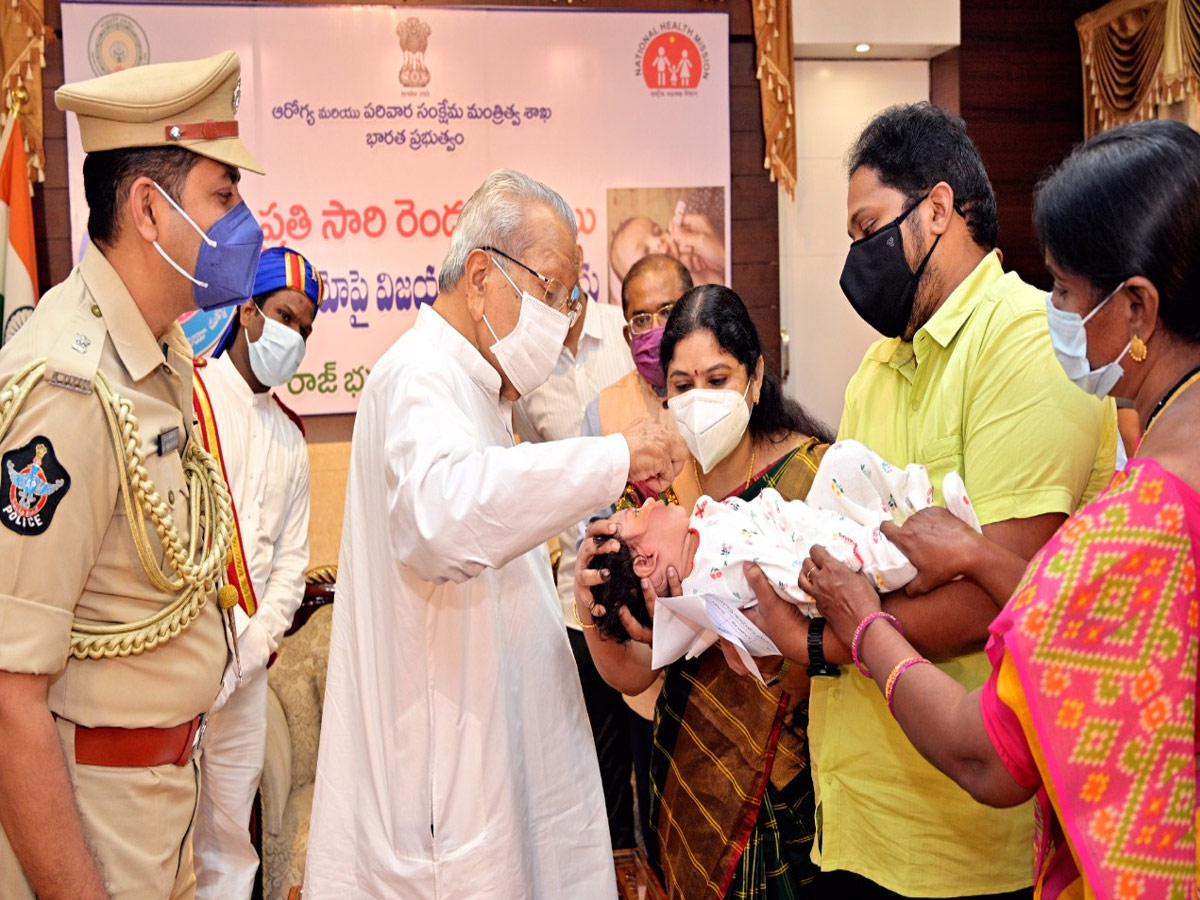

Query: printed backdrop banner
left=60, top=4, right=730, bottom=415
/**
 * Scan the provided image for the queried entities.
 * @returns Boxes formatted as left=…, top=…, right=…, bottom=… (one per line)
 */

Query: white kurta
left=305, top=305, right=628, bottom=899
left=199, top=354, right=311, bottom=658
left=193, top=353, right=311, bottom=900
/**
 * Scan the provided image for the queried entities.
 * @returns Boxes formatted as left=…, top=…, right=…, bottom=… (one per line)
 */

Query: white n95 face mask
left=483, top=262, right=570, bottom=397
left=1045, top=287, right=1130, bottom=399
left=248, top=313, right=306, bottom=387
left=668, top=383, right=751, bottom=474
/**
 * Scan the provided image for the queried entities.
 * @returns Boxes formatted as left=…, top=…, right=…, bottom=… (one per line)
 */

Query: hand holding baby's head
left=586, top=498, right=693, bottom=642
left=587, top=538, right=652, bottom=642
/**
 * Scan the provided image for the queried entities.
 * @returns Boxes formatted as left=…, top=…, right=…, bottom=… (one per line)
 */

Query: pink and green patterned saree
left=981, top=457, right=1200, bottom=900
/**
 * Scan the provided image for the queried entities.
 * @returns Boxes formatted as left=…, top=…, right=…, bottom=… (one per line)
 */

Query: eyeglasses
left=626, top=302, right=675, bottom=335
left=482, top=246, right=583, bottom=326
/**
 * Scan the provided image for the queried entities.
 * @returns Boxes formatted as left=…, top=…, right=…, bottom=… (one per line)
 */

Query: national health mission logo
left=635, top=22, right=710, bottom=93
left=88, top=14, right=149, bottom=76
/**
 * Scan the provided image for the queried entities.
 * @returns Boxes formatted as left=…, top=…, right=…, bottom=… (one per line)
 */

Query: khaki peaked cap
left=55, top=50, right=264, bottom=174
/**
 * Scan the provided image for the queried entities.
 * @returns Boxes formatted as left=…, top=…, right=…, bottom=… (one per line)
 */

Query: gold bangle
left=573, top=600, right=597, bottom=630
left=765, top=658, right=791, bottom=687
left=885, top=656, right=932, bottom=714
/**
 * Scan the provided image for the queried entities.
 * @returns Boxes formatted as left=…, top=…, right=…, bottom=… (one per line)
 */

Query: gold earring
left=1130, top=334, right=1148, bottom=363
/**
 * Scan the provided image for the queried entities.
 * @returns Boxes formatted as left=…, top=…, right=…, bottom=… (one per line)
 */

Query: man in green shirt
left=751, top=103, right=1116, bottom=898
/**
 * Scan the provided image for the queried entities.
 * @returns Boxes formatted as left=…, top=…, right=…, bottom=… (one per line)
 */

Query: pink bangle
left=885, top=656, right=932, bottom=715
left=851, top=611, right=901, bottom=677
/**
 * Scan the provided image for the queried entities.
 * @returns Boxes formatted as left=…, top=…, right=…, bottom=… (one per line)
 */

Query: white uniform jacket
left=201, top=353, right=310, bottom=670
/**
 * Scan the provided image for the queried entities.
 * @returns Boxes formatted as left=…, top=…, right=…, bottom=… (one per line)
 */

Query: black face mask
left=839, top=195, right=941, bottom=339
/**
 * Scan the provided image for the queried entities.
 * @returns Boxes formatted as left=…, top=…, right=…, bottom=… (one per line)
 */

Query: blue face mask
left=151, top=181, right=264, bottom=311
left=1045, top=284, right=1130, bottom=399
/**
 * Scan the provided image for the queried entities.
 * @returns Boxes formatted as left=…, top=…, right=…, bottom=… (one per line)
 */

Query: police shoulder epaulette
left=43, top=297, right=106, bottom=394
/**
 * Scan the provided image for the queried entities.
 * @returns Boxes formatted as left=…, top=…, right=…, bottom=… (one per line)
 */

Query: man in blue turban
left=213, top=245, right=323, bottom=372
left=192, top=245, right=322, bottom=900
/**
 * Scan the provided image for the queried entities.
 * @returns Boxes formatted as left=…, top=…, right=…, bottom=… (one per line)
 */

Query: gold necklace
left=1140, top=366, right=1200, bottom=445
left=694, top=445, right=757, bottom=498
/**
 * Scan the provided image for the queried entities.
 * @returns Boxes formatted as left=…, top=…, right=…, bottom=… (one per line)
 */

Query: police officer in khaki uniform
left=0, top=52, right=264, bottom=900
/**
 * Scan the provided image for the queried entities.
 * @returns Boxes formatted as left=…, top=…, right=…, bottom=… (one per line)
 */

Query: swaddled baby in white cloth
left=587, top=440, right=980, bottom=676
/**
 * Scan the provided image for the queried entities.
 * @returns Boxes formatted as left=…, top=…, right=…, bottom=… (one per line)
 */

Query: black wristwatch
left=806, top=617, right=840, bottom=678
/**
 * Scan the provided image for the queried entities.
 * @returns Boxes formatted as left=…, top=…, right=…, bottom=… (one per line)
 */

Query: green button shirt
left=810, top=251, right=1117, bottom=895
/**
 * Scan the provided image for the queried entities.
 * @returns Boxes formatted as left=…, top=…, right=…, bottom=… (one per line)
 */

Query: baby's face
left=610, top=496, right=692, bottom=592
left=610, top=217, right=680, bottom=280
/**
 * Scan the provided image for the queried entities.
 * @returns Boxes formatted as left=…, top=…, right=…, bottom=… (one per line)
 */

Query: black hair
left=620, top=253, right=693, bottom=316
left=586, top=539, right=652, bottom=643
left=1033, top=119, right=1200, bottom=343
left=848, top=102, right=998, bottom=250
left=83, top=146, right=202, bottom=247
left=660, top=284, right=834, bottom=443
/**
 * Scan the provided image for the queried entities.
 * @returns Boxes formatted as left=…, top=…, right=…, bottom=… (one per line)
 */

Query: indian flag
left=0, top=115, right=37, bottom=348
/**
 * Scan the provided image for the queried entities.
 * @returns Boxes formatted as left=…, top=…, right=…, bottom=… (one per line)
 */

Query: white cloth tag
left=652, top=591, right=780, bottom=683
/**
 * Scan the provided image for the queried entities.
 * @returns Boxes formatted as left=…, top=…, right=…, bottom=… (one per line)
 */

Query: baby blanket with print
left=652, top=439, right=981, bottom=680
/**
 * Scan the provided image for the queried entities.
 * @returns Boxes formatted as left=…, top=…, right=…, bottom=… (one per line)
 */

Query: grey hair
left=438, top=168, right=578, bottom=292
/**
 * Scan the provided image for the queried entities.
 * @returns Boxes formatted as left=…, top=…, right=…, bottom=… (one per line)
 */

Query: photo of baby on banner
left=587, top=440, right=983, bottom=682
left=606, top=185, right=726, bottom=301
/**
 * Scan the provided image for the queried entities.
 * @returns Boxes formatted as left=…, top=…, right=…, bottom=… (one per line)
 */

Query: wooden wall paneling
left=726, top=32, right=780, bottom=373
left=35, top=0, right=70, bottom=289
left=930, top=47, right=960, bottom=113
left=949, top=0, right=1097, bottom=287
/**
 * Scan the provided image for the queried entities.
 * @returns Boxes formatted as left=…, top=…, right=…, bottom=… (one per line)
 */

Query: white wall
left=793, top=0, right=958, bottom=58
left=779, top=60, right=930, bottom=433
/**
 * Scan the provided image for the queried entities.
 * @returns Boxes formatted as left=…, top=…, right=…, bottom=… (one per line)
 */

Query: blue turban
left=213, top=247, right=324, bottom=356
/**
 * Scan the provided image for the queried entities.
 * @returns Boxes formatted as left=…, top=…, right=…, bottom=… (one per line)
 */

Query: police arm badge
left=1, top=436, right=71, bottom=536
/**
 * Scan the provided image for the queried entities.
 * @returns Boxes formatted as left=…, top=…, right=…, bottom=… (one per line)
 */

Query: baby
left=609, top=199, right=726, bottom=291
left=588, top=440, right=980, bottom=645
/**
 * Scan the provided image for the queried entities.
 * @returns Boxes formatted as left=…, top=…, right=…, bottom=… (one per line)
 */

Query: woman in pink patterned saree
left=792, top=119, right=1200, bottom=900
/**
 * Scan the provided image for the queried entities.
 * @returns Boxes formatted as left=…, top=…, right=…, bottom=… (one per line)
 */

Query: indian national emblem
left=396, top=17, right=432, bottom=88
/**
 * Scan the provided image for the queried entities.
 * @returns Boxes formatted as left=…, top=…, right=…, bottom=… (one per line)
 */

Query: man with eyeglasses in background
left=583, top=253, right=694, bottom=499
left=578, top=252, right=694, bottom=858
left=304, top=169, right=686, bottom=900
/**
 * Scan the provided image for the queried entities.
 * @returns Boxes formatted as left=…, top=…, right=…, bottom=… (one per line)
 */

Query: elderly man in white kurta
left=304, top=169, right=686, bottom=900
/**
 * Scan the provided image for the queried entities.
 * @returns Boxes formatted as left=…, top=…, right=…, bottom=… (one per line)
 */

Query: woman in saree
left=770, top=119, right=1200, bottom=899
left=575, top=284, right=834, bottom=899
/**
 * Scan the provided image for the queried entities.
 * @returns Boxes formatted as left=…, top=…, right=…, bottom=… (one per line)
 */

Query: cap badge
left=168, top=125, right=182, bottom=141
left=232, top=78, right=241, bottom=115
